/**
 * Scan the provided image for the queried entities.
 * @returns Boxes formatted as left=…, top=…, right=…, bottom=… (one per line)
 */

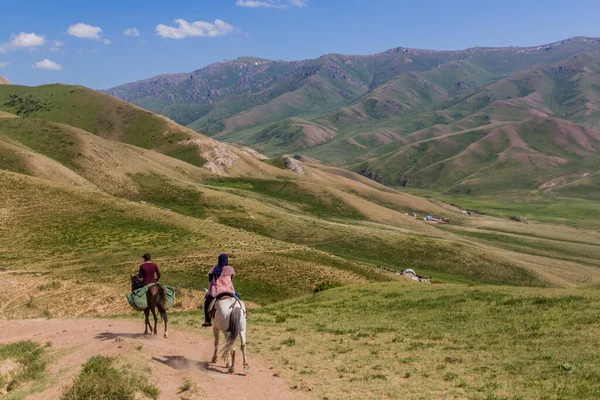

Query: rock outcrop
left=282, top=155, right=305, bottom=175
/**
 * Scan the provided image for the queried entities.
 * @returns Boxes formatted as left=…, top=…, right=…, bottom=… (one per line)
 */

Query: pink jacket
left=208, top=265, right=235, bottom=297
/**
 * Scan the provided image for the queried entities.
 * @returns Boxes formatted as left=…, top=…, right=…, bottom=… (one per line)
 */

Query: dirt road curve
left=0, top=319, right=304, bottom=400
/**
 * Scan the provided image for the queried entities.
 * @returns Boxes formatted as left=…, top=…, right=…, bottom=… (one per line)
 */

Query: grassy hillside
left=171, top=282, right=600, bottom=399
left=4, top=84, right=600, bottom=319
left=0, top=84, right=264, bottom=172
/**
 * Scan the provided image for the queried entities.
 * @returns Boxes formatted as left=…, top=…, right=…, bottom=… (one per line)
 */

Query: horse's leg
left=225, top=343, right=231, bottom=369
left=158, top=303, right=168, bottom=339
left=224, top=331, right=232, bottom=369
left=241, top=329, right=250, bottom=373
left=211, top=327, right=219, bottom=364
left=151, top=307, right=158, bottom=335
left=228, top=349, right=236, bottom=374
left=144, top=309, right=150, bottom=335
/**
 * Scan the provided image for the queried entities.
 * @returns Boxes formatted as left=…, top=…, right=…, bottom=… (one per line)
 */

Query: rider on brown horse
left=131, top=253, right=169, bottom=337
left=139, top=253, right=161, bottom=286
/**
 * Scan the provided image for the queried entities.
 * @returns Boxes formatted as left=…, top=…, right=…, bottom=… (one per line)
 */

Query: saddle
left=208, top=293, right=241, bottom=319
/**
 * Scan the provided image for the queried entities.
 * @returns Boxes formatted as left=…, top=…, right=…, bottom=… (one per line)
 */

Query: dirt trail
left=0, top=319, right=305, bottom=400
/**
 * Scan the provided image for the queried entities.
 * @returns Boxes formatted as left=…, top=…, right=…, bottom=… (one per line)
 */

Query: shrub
left=61, top=356, right=160, bottom=400
left=0, top=341, right=47, bottom=392
left=38, top=281, right=61, bottom=291
left=313, top=281, right=341, bottom=293
left=275, top=314, right=288, bottom=323
left=179, top=379, right=192, bottom=393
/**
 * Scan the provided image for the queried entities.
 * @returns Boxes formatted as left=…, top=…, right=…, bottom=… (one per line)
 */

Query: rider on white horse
left=203, top=253, right=237, bottom=327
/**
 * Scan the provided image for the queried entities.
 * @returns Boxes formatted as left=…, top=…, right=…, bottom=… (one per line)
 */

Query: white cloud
left=32, top=59, right=63, bottom=70
left=103, top=38, right=111, bottom=45
left=156, top=19, right=235, bottom=39
left=0, top=32, right=46, bottom=53
left=123, top=28, right=140, bottom=37
left=67, top=23, right=102, bottom=40
left=50, top=40, right=65, bottom=52
left=10, top=32, right=46, bottom=48
left=0, top=62, right=9, bottom=67
left=236, top=0, right=306, bottom=8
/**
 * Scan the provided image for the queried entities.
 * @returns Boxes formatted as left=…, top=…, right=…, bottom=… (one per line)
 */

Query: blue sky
left=1, top=0, right=599, bottom=89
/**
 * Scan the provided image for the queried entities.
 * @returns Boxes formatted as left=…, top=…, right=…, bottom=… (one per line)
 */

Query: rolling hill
left=4, top=83, right=600, bottom=400
left=3, top=83, right=600, bottom=319
left=105, top=37, right=600, bottom=197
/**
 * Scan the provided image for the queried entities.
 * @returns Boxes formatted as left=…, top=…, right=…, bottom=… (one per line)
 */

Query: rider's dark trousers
left=204, top=294, right=214, bottom=323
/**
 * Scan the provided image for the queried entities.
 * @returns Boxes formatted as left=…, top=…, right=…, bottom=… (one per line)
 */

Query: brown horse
left=130, top=275, right=169, bottom=338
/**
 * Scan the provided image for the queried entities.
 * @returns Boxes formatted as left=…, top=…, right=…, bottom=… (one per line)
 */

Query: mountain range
left=106, top=37, right=600, bottom=195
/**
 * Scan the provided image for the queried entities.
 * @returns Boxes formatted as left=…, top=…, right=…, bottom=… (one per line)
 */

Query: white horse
left=205, top=290, right=250, bottom=374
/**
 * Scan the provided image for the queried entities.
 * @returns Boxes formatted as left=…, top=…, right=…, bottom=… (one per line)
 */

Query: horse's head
left=131, top=275, right=143, bottom=291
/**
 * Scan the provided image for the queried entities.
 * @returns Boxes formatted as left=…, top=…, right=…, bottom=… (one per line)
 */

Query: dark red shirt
left=139, top=262, right=161, bottom=285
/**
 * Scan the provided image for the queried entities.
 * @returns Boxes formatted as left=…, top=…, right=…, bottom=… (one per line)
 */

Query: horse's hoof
left=228, top=368, right=235, bottom=374
left=244, top=365, right=251, bottom=373
left=211, top=357, right=218, bottom=364
left=164, top=334, right=168, bottom=339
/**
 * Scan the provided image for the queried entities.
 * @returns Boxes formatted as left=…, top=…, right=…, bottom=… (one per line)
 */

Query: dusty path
left=0, top=319, right=305, bottom=400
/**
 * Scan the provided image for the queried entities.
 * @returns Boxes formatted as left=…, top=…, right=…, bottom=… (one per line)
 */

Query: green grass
left=160, top=142, right=207, bottom=168
left=314, top=233, right=544, bottom=286
left=262, top=157, right=287, bottom=170
left=148, top=250, right=386, bottom=305
left=208, top=177, right=366, bottom=220
left=0, top=118, right=79, bottom=168
left=60, top=356, right=159, bottom=400
left=255, top=120, right=305, bottom=148
left=0, top=143, right=29, bottom=175
left=222, top=282, right=600, bottom=399
left=0, top=84, right=204, bottom=166
left=0, top=172, right=200, bottom=268
left=0, top=341, right=48, bottom=393
left=409, top=189, right=600, bottom=228
left=441, top=227, right=600, bottom=265
left=129, top=173, right=211, bottom=218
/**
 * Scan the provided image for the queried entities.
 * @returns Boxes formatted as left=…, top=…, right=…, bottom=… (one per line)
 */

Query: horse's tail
left=157, top=284, right=168, bottom=322
left=221, top=305, right=242, bottom=361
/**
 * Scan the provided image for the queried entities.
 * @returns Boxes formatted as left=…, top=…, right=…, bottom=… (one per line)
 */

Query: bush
left=61, top=356, right=159, bottom=400
left=38, top=281, right=61, bottom=291
left=179, top=379, right=192, bottom=393
left=313, top=281, right=341, bottom=293
left=0, top=341, right=47, bottom=392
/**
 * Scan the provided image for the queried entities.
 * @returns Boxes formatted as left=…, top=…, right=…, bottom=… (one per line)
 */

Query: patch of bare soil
left=0, top=319, right=305, bottom=400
